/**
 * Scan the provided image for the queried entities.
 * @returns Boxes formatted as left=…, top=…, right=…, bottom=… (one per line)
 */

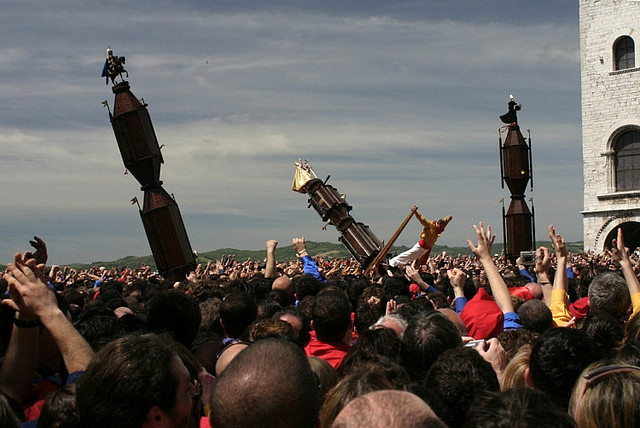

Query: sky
left=0, top=1, right=583, bottom=265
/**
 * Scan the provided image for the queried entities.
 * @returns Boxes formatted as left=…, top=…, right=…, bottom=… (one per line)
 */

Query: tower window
left=615, top=130, right=640, bottom=191
left=614, top=36, right=635, bottom=70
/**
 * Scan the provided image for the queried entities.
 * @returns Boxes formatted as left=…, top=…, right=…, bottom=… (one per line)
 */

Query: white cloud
left=0, top=1, right=585, bottom=263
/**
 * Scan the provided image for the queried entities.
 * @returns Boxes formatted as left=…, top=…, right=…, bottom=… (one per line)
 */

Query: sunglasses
left=574, top=364, right=640, bottom=421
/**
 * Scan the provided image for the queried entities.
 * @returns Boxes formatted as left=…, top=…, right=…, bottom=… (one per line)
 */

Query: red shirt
left=460, top=288, right=504, bottom=340
left=304, top=331, right=350, bottom=369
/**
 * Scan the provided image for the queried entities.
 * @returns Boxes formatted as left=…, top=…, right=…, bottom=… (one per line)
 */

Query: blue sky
left=0, top=1, right=582, bottom=264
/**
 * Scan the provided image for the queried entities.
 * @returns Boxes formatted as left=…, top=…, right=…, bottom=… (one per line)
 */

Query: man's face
left=169, top=356, right=198, bottom=428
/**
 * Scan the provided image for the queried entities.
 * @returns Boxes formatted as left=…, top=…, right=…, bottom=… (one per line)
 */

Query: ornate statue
left=292, top=158, right=318, bottom=193
left=499, top=94, right=521, bottom=125
left=101, top=47, right=128, bottom=85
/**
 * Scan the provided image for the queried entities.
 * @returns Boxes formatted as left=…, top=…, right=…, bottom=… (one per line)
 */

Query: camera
left=465, top=339, right=486, bottom=349
left=520, top=250, right=536, bottom=266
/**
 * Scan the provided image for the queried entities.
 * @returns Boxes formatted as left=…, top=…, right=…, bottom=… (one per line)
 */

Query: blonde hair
left=569, top=361, right=640, bottom=428
left=500, top=344, right=532, bottom=391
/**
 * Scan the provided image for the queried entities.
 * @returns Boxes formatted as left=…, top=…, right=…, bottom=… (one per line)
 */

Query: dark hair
left=220, top=290, right=257, bottom=339
left=256, top=299, right=282, bottom=320
left=76, top=333, right=178, bottom=428
left=248, top=318, right=297, bottom=343
left=74, top=313, right=128, bottom=352
left=382, top=276, right=411, bottom=300
left=426, top=291, right=449, bottom=309
left=338, top=328, right=404, bottom=379
left=425, top=347, right=500, bottom=428
left=266, top=288, right=294, bottom=308
left=348, top=277, right=375, bottom=309
left=37, top=383, right=78, bottom=428
left=147, top=290, right=202, bottom=348
left=529, top=328, right=599, bottom=411
left=311, top=289, right=352, bottom=342
left=616, top=339, right=640, bottom=367
left=401, top=311, right=462, bottom=381
left=581, top=311, right=624, bottom=359
left=463, top=387, right=576, bottom=428
left=395, top=297, right=434, bottom=322
left=354, top=302, right=384, bottom=334
left=293, top=274, right=323, bottom=300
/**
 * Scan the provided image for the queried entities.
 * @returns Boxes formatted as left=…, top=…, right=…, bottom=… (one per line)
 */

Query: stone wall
left=580, top=0, right=640, bottom=251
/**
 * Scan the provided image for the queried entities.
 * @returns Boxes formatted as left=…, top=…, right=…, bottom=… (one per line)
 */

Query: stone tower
left=581, top=0, right=640, bottom=251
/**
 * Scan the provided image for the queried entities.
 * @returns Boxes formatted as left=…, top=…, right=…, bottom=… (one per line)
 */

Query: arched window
left=614, top=36, right=635, bottom=70
left=615, top=130, right=640, bottom=191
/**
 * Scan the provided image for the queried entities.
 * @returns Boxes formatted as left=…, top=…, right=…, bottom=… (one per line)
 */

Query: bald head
left=272, top=276, right=292, bottom=293
left=332, top=390, right=445, bottom=428
left=437, top=308, right=467, bottom=336
left=210, top=338, right=320, bottom=428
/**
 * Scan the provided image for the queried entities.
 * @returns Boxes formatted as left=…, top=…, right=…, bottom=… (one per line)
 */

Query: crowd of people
left=1, top=221, right=640, bottom=427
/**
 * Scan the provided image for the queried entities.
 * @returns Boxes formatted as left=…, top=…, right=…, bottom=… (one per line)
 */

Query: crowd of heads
left=1, top=229, right=640, bottom=427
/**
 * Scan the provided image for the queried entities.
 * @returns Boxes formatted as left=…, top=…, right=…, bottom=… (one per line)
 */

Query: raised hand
left=3, top=253, right=56, bottom=320
left=612, top=227, right=631, bottom=266
left=292, top=237, right=307, bottom=256
left=467, top=222, right=495, bottom=261
left=23, top=236, right=48, bottom=266
left=266, top=240, right=278, bottom=252
left=534, top=246, right=550, bottom=275
left=548, top=225, right=567, bottom=258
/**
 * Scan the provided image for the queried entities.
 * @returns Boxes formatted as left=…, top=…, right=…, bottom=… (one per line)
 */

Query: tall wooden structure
left=104, top=50, right=196, bottom=280
left=499, top=97, right=535, bottom=261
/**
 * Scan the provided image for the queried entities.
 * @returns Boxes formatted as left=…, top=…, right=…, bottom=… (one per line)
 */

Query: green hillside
left=0, top=240, right=584, bottom=272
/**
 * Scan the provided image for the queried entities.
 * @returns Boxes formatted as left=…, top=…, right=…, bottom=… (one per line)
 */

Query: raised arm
left=534, top=246, right=552, bottom=306
left=264, top=240, right=278, bottom=279
left=405, top=265, right=437, bottom=293
left=3, top=255, right=94, bottom=374
left=548, top=225, right=573, bottom=327
left=611, top=227, right=640, bottom=319
left=447, top=268, right=468, bottom=314
left=292, top=237, right=325, bottom=281
left=0, top=256, right=39, bottom=405
left=549, top=225, right=568, bottom=293
left=467, top=223, right=514, bottom=314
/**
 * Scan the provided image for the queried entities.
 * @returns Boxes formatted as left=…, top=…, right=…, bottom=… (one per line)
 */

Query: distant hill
left=0, top=240, right=585, bottom=272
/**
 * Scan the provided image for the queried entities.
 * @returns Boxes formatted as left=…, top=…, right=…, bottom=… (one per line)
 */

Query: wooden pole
left=364, top=207, right=417, bottom=276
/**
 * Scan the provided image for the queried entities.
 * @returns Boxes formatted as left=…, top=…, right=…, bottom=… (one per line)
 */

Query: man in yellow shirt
left=389, top=206, right=452, bottom=267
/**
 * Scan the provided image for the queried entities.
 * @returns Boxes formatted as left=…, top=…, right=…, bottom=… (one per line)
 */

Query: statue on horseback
left=101, top=47, right=128, bottom=85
